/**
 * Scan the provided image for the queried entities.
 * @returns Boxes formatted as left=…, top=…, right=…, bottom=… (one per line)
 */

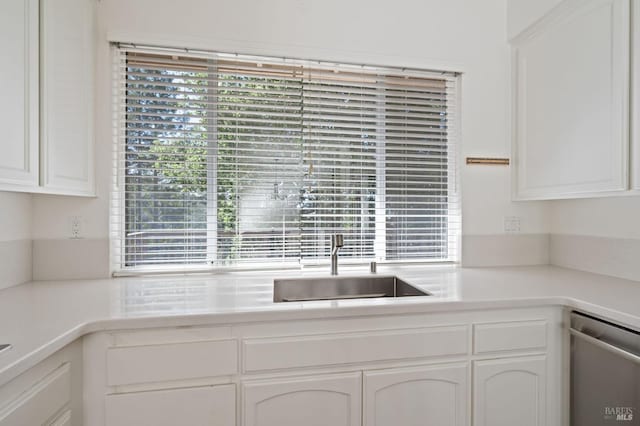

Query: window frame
left=110, top=44, right=461, bottom=276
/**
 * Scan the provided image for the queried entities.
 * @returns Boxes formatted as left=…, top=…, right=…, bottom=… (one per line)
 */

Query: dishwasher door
left=571, top=312, right=640, bottom=425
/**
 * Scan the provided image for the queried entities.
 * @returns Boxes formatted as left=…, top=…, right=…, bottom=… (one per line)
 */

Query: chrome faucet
left=330, top=234, right=344, bottom=275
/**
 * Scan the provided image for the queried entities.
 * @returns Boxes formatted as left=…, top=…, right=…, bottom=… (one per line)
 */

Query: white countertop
left=1, top=264, right=640, bottom=386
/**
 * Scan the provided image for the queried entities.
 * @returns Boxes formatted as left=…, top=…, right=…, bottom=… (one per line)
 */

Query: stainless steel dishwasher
left=571, top=311, right=640, bottom=425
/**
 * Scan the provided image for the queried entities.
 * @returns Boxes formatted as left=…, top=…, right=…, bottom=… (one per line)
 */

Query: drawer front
left=107, top=339, right=237, bottom=386
left=0, top=363, right=71, bottom=426
left=244, top=326, right=468, bottom=373
left=473, top=320, right=547, bottom=355
left=105, top=384, right=235, bottom=426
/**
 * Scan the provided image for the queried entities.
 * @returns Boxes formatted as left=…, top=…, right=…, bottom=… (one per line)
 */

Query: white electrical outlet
left=70, top=216, right=83, bottom=239
left=504, top=216, right=521, bottom=234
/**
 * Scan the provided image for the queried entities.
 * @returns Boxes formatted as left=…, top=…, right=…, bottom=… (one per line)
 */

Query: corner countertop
left=1, top=264, right=640, bottom=387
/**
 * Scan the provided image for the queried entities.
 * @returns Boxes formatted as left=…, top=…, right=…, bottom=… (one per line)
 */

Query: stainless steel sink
left=273, top=275, right=430, bottom=302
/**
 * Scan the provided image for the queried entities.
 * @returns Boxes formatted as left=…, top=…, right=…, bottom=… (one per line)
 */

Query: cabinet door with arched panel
left=363, top=363, right=468, bottom=426
left=242, top=372, right=361, bottom=426
left=473, top=356, right=547, bottom=426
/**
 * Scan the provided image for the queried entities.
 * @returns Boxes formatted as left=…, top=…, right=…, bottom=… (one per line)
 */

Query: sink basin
left=273, top=275, right=430, bottom=302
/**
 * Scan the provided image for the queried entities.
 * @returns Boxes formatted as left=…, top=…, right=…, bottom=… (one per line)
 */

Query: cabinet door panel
left=243, top=373, right=361, bottom=426
left=40, top=0, right=94, bottom=195
left=0, top=0, right=38, bottom=188
left=474, top=356, right=546, bottom=426
left=47, top=410, right=71, bottom=426
left=364, top=363, right=468, bottom=426
left=0, top=363, right=71, bottom=426
left=105, top=384, right=235, bottom=426
left=513, top=0, right=630, bottom=199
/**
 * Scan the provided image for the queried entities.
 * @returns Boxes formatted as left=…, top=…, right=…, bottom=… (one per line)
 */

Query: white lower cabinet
left=242, top=372, right=361, bottom=426
left=0, top=341, right=82, bottom=426
left=83, top=308, right=562, bottom=426
left=363, top=363, right=468, bottom=426
left=0, top=364, right=70, bottom=426
left=473, top=356, right=547, bottom=426
left=47, top=410, right=71, bottom=426
left=105, top=384, right=236, bottom=426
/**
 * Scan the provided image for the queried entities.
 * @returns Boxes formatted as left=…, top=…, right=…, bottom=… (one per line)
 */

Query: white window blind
left=111, top=45, right=460, bottom=273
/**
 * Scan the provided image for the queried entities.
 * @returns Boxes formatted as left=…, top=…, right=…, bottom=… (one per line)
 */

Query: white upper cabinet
left=0, top=0, right=39, bottom=190
left=40, top=0, right=95, bottom=195
left=0, top=0, right=95, bottom=196
left=512, top=0, right=630, bottom=200
left=507, top=0, right=563, bottom=40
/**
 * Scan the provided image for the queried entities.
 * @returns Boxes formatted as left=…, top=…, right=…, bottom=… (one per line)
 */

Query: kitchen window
left=111, top=45, right=460, bottom=273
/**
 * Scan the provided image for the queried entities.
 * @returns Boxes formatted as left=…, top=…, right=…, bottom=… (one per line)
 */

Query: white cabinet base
left=242, top=373, right=361, bottom=426
left=105, top=384, right=235, bottom=426
left=0, top=341, right=82, bottom=426
left=83, top=308, right=564, bottom=426
left=364, top=363, right=468, bottom=426
left=474, top=356, right=547, bottom=426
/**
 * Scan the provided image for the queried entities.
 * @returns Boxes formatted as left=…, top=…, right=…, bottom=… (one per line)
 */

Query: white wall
left=550, top=197, right=640, bottom=239
left=0, top=192, right=32, bottom=241
left=0, top=191, right=32, bottom=288
left=33, top=193, right=107, bottom=240
left=31, top=0, right=550, bottom=270
left=549, top=196, right=640, bottom=282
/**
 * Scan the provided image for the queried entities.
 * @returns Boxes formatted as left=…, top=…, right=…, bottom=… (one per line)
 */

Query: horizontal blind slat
left=112, top=47, right=459, bottom=272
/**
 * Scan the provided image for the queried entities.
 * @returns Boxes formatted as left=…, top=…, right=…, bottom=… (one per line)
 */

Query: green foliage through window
left=118, top=50, right=457, bottom=269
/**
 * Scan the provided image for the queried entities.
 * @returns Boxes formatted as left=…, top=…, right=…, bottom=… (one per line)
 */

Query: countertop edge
left=0, top=294, right=582, bottom=387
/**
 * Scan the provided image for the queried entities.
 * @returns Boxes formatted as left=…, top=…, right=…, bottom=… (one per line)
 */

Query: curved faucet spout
left=330, top=234, right=344, bottom=275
